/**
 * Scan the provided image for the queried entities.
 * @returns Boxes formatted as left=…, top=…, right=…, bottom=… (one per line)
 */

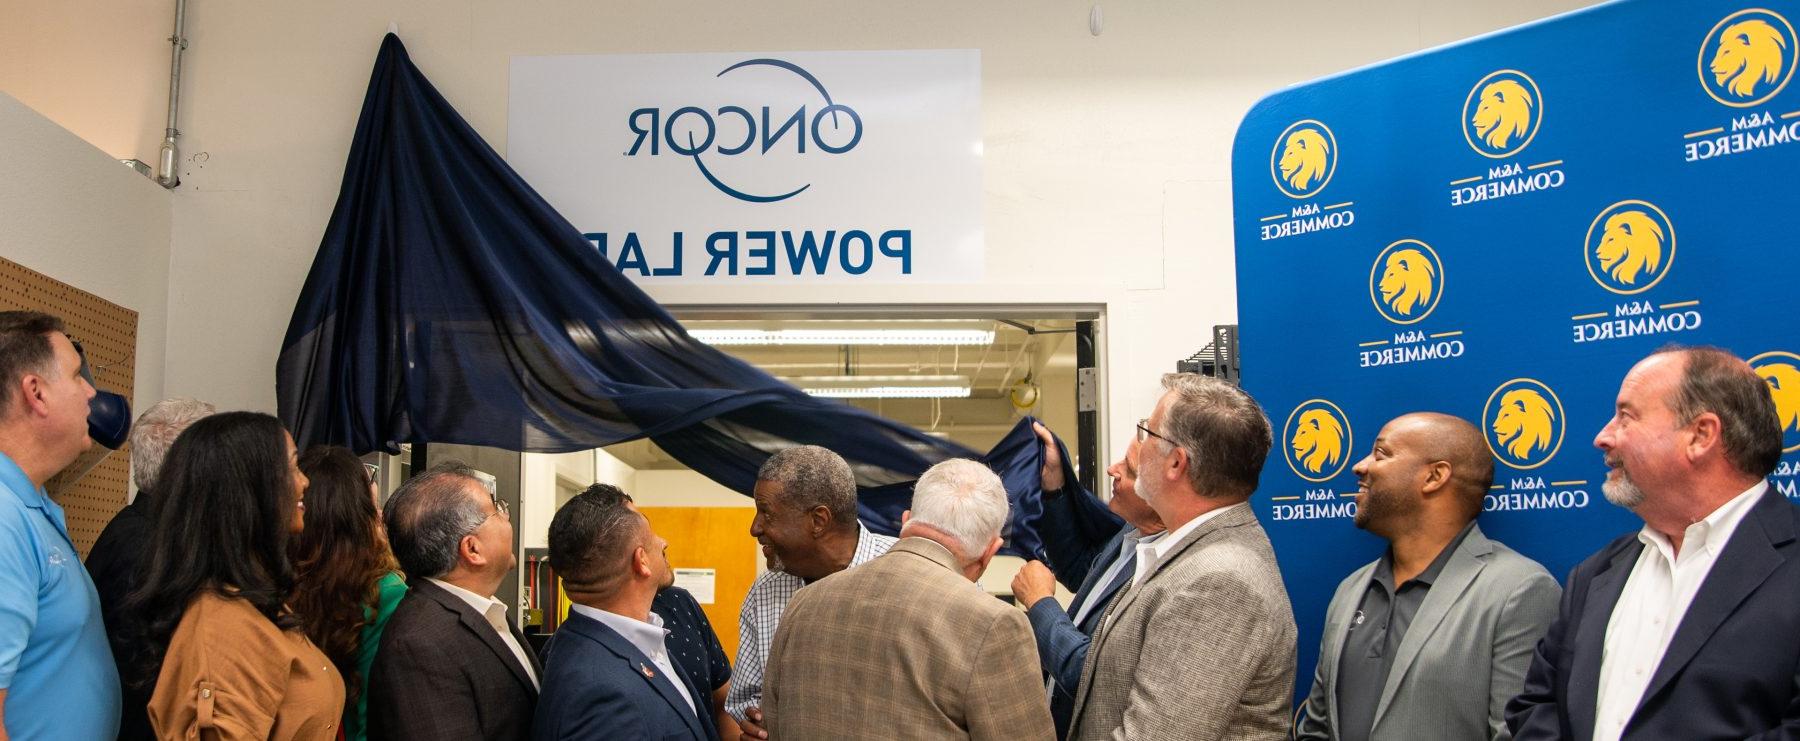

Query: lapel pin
left=640, top=662, right=655, bottom=679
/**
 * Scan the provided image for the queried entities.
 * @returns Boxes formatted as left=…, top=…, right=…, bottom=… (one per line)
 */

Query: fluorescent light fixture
left=803, top=386, right=972, bottom=399
left=689, top=329, right=995, bottom=346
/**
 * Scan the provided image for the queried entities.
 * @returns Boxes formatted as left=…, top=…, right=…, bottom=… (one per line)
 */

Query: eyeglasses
left=1136, top=418, right=1175, bottom=446
left=476, top=497, right=510, bottom=528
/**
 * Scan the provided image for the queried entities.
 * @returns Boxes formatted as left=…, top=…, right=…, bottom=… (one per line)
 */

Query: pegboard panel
left=0, top=256, right=137, bottom=556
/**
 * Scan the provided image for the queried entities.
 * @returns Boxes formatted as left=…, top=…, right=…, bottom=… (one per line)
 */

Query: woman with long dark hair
left=290, top=446, right=407, bottom=741
left=121, top=411, right=344, bottom=739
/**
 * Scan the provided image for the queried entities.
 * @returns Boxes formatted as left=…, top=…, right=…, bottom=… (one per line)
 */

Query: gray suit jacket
left=1070, top=503, right=1298, bottom=741
left=1294, top=523, right=1560, bottom=741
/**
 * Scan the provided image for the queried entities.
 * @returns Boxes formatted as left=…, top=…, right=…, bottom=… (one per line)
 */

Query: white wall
left=2, top=0, right=1598, bottom=455
left=0, top=93, right=172, bottom=415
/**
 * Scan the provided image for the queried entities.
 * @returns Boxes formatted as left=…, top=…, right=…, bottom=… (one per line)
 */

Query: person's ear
left=633, top=545, right=651, bottom=578
left=900, top=509, right=912, bottom=526
left=1420, top=461, right=1451, bottom=496
left=808, top=505, right=833, bottom=536
left=460, top=533, right=486, bottom=568
left=1685, top=412, right=1723, bottom=463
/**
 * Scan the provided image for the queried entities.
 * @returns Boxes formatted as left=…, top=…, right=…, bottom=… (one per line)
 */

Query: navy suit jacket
left=1507, top=485, right=1800, bottom=740
left=532, top=610, right=718, bottom=741
left=1027, top=524, right=1138, bottom=739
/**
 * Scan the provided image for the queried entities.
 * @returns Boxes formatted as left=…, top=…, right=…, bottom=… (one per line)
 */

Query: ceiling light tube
left=689, top=329, right=995, bottom=346
left=802, top=386, right=972, bottom=399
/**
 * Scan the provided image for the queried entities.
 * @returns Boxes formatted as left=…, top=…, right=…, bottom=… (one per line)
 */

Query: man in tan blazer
left=1070, top=373, right=1297, bottom=740
left=762, top=459, right=1053, bottom=740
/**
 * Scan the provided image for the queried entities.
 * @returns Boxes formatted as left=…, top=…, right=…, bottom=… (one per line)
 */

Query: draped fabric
left=276, top=34, right=1120, bottom=558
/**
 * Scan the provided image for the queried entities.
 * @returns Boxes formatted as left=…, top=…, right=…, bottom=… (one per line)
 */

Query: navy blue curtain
left=277, top=34, right=1121, bottom=559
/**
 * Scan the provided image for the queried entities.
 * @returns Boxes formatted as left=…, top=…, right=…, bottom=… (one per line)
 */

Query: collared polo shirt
left=0, top=451, right=120, bottom=739
left=1334, top=521, right=1474, bottom=741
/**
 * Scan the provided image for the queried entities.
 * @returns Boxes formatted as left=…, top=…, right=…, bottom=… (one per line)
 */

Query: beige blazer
left=763, top=537, right=1054, bottom=740
left=1070, top=503, right=1298, bottom=741
left=149, top=592, right=346, bottom=740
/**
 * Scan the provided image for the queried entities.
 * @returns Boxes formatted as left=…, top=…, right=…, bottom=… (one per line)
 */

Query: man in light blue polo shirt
left=0, top=311, right=120, bottom=740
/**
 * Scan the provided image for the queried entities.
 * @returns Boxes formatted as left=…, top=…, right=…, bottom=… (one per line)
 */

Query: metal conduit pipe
left=156, top=0, right=187, bottom=189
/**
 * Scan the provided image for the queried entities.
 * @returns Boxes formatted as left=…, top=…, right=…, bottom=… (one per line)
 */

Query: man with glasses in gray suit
left=1069, top=373, right=1297, bottom=740
left=1294, top=412, right=1559, bottom=741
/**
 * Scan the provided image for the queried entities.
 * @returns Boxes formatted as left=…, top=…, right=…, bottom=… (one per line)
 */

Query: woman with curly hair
left=290, top=446, right=408, bottom=741
left=121, top=411, right=344, bottom=739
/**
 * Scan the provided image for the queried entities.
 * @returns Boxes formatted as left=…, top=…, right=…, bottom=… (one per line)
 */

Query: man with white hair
left=85, top=397, right=214, bottom=741
left=760, top=458, right=1053, bottom=739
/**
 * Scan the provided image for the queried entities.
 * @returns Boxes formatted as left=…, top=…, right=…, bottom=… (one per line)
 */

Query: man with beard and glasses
left=726, top=446, right=895, bottom=740
left=1294, top=412, right=1558, bottom=741
left=1508, top=346, right=1800, bottom=740
left=533, top=484, right=716, bottom=740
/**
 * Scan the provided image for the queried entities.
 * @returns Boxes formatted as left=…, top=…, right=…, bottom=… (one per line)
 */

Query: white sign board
left=507, top=50, right=982, bottom=284
left=672, top=568, right=716, bottom=604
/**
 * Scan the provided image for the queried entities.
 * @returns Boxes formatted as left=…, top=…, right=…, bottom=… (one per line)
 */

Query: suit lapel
left=566, top=613, right=706, bottom=739
left=1324, top=561, right=1379, bottom=733
left=1067, top=528, right=1129, bottom=619
left=417, top=581, right=540, bottom=697
left=1371, top=526, right=1492, bottom=725
left=1632, top=488, right=1792, bottom=718
left=1569, top=540, right=1641, bottom=741
left=1068, top=505, right=1254, bottom=729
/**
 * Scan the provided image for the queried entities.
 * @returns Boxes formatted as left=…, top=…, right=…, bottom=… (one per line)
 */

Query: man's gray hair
left=384, top=461, right=490, bottom=578
left=128, top=398, right=215, bottom=492
left=757, top=445, right=858, bottom=527
left=904, top=458, right=1010, bottom=560
left=1158, top=373, right=1274, bottom=498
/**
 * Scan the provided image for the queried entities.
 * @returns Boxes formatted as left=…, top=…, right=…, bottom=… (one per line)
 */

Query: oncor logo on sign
left=625, top=59, right=862, bottom=203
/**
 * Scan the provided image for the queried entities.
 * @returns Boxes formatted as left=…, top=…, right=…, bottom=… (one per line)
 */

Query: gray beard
left=1602, top=474, right=1646, bottom=508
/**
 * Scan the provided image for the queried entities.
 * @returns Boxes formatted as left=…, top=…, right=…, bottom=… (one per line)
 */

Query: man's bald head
left=1391, top=412, right=1493, bottom=518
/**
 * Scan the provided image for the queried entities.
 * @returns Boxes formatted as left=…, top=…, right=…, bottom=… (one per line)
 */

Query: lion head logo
left=1278, top=128, right=1330, bottom=192
left=1712, top=19, right=1788, bottom=98
left=1492, top=389, right=1556, bottom=461
left=1472, top=79, right=1534, bottom=150
left=1757, top=361, right=1800, bottom=436
left=1586, top=201, right=1675, bottom=295
left=1595, top=210, right=1664, bottom=286
left=1291, top=408, right=1344, bottom=475
left=1378, top=248, right=1435, bottom=317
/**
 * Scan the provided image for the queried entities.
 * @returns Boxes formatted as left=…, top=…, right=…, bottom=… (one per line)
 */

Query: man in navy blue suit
left=534, top=484, right=718, bottom=741
left=1507, top=346, right=1800, bottom=740
left=1013, top=426, right=1165, bottom=739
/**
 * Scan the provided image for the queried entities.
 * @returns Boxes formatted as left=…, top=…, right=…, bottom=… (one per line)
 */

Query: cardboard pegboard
left=0, top=256, right=137, bottom=556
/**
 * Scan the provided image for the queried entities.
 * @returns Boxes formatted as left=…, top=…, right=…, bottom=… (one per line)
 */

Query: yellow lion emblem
left=1378, top=248, right=1435, bottom=317
left=1758, top=362, right=1800, bottom=435
left=1492, top=389, right=1556, bottom=460
left=1278, top=129, right=1330, bottom=191
left=1471, top=79, right=1534, bottom=150
left=1595, top=211, right=1664, bottom=286
left=1290, top=409, right=1344, bottom=474
left=1712, top=19, right=1788, bottom=98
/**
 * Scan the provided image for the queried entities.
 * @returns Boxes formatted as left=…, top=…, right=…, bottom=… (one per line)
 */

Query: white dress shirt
left=569, top=603, right=696, bottom=716
left=1592, top=481, right=1766, bottom=741
left=1132, top=502, right=1244, bottom=587
left=1049, top=528, right=1163, bottom=699
left=427, top=578, right=540, bottom=688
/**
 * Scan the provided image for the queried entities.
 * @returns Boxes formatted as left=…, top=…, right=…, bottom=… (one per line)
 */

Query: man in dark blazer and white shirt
left=1070, top=373, right=1297, bottom=740
left=1507, top=346, right=1800, bottom=740
left=369, top=462, right=542, bottom=741
left=1294, top=413, right=1559, bottom=741
left=534, top=484, right=716, bottom=740
left=1014, top=430, right=1165, bottom=739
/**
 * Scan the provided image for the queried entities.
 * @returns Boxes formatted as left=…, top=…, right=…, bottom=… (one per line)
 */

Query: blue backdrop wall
left=1231, top=0, right=1800, bottom=701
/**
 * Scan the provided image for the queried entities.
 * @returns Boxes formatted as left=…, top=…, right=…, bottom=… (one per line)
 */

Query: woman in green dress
left=291, top=446, right=408, bottom=741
